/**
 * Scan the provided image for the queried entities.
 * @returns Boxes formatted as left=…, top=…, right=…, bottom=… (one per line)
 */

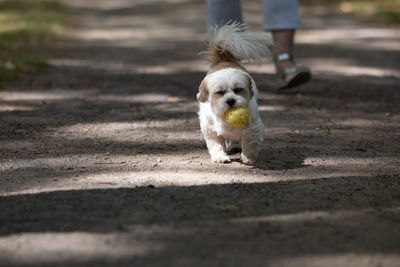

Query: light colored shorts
left=206, top=0, right=300, bottom=30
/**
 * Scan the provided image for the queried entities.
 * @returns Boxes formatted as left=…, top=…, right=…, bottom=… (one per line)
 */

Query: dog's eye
left=233, top=88, right=244, bottom=94
left=215, top=90, right=225, bottom=95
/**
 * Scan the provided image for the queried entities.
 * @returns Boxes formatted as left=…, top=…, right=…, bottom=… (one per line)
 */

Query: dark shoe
left=275, top=53, right=311, bottom=90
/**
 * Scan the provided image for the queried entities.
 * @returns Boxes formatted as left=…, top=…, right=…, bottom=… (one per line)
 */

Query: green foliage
left=302, top=0, right=400, bottom=24
left=0, top=0, right=66, bottom=87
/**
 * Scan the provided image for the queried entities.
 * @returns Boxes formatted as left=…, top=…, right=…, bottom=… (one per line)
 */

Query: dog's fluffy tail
left=203, top=22, right=273, bottom=66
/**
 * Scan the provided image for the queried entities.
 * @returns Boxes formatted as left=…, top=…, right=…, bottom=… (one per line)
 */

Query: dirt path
left=1, top=0, right=399, bottom=266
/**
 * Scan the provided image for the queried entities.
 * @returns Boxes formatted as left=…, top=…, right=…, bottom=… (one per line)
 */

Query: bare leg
left=270, top=29, right=311, bottom=89
left=271, top=29, right=296, bottom=74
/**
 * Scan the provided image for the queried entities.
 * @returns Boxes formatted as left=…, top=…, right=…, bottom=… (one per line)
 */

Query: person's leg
left=206, top=0, right=243, bottom=29
left=271, top=30, right=295, bottom=74
left=262, top=0, right=310, bottom=89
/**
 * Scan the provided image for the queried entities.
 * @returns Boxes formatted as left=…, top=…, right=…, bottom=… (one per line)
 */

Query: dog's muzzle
left=226, top=98, right=236, bottom=107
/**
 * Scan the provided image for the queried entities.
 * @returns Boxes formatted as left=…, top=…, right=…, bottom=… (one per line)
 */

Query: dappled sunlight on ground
left=2, top=148, right=398, bottom=196
left=0, top=231, right=164, bottom=265
left=271, top=253, right=400, bottom=267
left=230, top=207, right=400, bottom=223
left=297, top=28, right=400, bottom=50
left=304, top=58, right=400, bottom=77
left=63, top=0, right=206, bottom=47
left=49, top=58, right=211, bottom=74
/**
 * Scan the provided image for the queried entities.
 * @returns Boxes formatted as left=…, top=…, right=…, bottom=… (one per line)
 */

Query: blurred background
left=1, top=0, right=399, bottom=87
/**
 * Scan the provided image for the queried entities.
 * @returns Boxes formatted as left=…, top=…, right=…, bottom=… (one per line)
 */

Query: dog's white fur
left=197, top=23, right=272, bottom=165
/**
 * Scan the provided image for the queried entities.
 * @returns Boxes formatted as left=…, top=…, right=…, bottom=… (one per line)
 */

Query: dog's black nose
left=226, top=98, right=236, bottom=107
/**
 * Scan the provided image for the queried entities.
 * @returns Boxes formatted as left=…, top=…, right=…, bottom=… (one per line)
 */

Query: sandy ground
left=0, top=0, right=400, bottom=266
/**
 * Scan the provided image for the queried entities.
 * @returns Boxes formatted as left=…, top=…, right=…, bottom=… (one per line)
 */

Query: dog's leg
left=241, top=120, right=264, bottom=165
left=225, top=140, right=242, bottom=155
left=203, top=131, right=231, bottom=163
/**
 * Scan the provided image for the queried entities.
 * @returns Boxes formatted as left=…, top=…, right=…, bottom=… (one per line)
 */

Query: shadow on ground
left=1, top=175, right=399, bottom=266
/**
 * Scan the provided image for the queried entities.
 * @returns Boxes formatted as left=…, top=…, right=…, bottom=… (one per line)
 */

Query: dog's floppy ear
left=245, top=73, right=254, bottom=99
left=197, top=77, right=209, bottom=102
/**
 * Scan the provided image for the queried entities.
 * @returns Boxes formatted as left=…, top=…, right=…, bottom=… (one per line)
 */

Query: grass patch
left=0, top=0, right=66, bottom=87
left=303, top=0, right=400, bottom=24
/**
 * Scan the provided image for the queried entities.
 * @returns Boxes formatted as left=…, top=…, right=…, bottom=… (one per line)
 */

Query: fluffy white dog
left=197, top=23, right=273, bottom=165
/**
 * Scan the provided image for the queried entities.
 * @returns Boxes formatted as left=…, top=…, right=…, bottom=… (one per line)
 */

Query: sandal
left=275, top=53, right=311, bottom=90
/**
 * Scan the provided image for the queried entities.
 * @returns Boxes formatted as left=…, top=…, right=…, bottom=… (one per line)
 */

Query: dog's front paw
left=212, top=154, right=231, bottom=164
left=241, top=153, right=255, bottom=165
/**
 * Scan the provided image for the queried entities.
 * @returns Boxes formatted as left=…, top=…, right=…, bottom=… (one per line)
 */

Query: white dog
left=197, top=23, right=273, bottom=165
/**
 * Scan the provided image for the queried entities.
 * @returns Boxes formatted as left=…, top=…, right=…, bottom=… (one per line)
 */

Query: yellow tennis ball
left=225, top=106, right=249, bottom=127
